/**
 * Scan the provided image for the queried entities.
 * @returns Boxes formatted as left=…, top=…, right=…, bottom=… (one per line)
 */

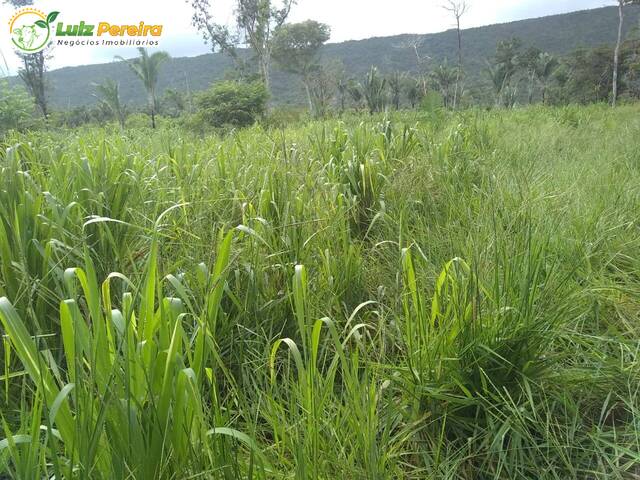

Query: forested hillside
left=9, top=5, right=640, bottom=108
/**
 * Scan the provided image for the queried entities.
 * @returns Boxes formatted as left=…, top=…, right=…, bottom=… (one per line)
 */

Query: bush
left=125, top=112, right=170, bottom=129
left=420, top=90, right=444, bottom=112
left=264, top=106, right=309, bottom=129
left=0, top=81, right=35, bottom=134
left=195, top=81, right=268, bottom=128
left=49, top=105, right=99, bottom=128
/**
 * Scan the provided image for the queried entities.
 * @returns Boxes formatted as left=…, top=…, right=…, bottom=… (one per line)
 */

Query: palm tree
left=487, top=63, right=508, bottom=107
left=430, top=62, right=458, bottom=108
left=347, top=80, right=364, bottom=111
left=406, top=78, right=422, bottom=109
left=387, top=71, right=406, bottom=110
left=93, top=79, right=126, bottom=129
left=116, top=48, right=170, bottom=128
left=534, top=53, right=559, bottom=105
left=363, top=67, right=387, bottom=114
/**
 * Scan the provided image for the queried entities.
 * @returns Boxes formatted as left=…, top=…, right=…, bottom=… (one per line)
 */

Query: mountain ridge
left=8, top=5, right=640, bottom=108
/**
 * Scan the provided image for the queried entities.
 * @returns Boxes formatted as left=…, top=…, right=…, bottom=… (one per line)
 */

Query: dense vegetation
left=6, top=5, right=640, bottom=109
left=1, top=105, right=639, bottom=478
left=1, top=2, right=640, bottom=477
left=192, top=81, right=268, bottom=128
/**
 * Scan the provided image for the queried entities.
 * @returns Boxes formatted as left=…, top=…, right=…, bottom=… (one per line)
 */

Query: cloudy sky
left=0, top=0, right=611, bottom=75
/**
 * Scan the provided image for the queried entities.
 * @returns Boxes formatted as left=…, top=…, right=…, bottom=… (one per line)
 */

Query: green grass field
left=1, top=104, right=639, bottom=479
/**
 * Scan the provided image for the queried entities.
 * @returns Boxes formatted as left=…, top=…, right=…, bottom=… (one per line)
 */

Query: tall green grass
left=1, top=105, right=639, bottom=478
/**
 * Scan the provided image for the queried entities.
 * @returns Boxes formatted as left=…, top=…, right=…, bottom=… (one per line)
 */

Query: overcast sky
left=0, top=0, right=611, bottom=75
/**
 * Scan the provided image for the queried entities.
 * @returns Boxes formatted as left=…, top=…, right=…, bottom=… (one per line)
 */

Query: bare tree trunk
left=261, top=55, right=271, bottom=97
left=34, top=52, right=47, bottom=118
left=184, top=71, right=193, bottom=113
left=149, top=92, right=156, bottom=129
left=444, top=1, right=468, bottom=110
left=260, top=53, right=272, bottom=112
left=612, top=0, right=624, bottom=107
left=303, top=76, right=314, bottom=115
left=497, top=75, right=509, bottom=108
left=528, top=71, right=535, bottom=104
left=453, top=17, right=462, bottom=109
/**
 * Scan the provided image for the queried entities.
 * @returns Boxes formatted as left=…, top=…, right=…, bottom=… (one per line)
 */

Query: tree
left=430, top=62, right=458, bottom=108
left=487, top=38, right=523, bottom=106
left=272, top=20, right=331, bottom=113
left=116, top=48, right=170, bottom=129
left=565, top=46, right=615, bottom=104
left=162, top=88, right=189, bottom=117
left=547, top=64, right=570, bottom=105
left=7, top=0, right=51, bottom=118
left=395, top=36, right=430, bottom=97
left=93, top=80, right=126, bottom=129
left=337, top=76, right=349, bottom=113
left=535, top=53, right=559, bottom=104
left=442, top=1, right=469, bottom=109
left=307, top=64, right=336, bottom=118
left=362, top=67, right=387, bottom=114
left=195, top=80, right=268, bottom=128
left=519, top=46, right=542, bottom=104
left=186, top=0, right=296, bottom=95
left=397, top=35, right=430, bottom=74
left=487, top=63, right=507, bottom=105
left=186, top=0, right=242, bottom=68
left=387, top=71, right=406, bottom=110
left=612, top=0, right=640, bottom=106
left=347, top=80, right=364, bottom=111
left=17, top=50, right=49, bottom=118
left=624, top=38, right=640, bottom=97
left=405, top=77, right=423, bottom=108
left=494, top=38, right=522, bottom=76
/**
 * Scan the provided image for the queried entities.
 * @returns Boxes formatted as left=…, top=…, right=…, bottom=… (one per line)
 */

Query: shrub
left=196, top=81, right=268, bottom=128
left=420, top=90, right=444, bottom=112
left=0, top=81, right=35, bottom=134
left=264, top=106, right=309, bottom=129
left=125, top=112, right=170, bottom=129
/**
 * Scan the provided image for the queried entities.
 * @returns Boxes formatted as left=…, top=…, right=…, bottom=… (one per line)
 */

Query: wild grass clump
left=1, top=104, right=639, bottom=478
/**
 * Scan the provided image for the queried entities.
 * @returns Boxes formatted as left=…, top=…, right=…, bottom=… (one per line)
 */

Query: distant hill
left=9, top=5, right=640, bottom=108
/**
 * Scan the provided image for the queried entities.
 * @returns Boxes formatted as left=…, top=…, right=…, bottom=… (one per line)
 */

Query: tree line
left=2, top=0, right=640, bottom=133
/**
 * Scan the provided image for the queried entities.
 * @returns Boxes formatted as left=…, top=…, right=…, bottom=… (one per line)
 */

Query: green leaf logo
left=47, top=11, right=60, bottom=24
